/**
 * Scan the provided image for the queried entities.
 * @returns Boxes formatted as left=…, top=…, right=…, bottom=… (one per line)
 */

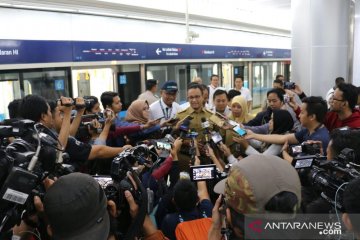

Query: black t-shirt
left=65, top=136, right=92, bottom=166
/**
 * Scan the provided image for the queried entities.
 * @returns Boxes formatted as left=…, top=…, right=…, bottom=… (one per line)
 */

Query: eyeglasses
left=332, top=98, right=345, bottom=102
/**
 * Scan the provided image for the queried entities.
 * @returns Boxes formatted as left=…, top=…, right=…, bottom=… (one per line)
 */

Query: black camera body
left=0, top=122, right=63, bottom=233
left=284, top=81, right=295, bottom=90
left=290, top=142, right=321, bottom=156
left=294, top=148, right=359, bottom=211
left=190, top=164, right=230, bottom=182
left=93, top=145, right=150, bottom=239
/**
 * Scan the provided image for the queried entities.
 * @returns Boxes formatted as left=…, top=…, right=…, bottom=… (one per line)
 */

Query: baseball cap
left=214, top=155, right=301, bottom=218
left=44, top=173, right=110, bottom=240
left=161, top=81, right=178, bottom=93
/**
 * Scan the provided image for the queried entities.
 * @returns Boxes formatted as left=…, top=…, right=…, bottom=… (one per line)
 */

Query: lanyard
left=159, top=99, right=172, bottom=120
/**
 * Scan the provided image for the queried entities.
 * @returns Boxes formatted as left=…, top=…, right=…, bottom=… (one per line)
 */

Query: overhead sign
left=0, top=40, right=72, bottom=64
left=146, top=43, right=191, bottom=59
left=73, top=41, right=146, bottom=61
left=0, top=39, right=291, bottom=64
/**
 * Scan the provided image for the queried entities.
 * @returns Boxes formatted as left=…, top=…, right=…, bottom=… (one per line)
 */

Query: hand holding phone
left=233, top=125, right=247, bottom=137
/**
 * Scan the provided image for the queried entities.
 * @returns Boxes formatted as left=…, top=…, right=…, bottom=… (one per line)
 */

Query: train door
left=0, top=72, right=21, bottom=120
left=117, top=71, right=141, bottom=110
left=222, top=63, right=233, bottom=90
left=251, top=62, right=281, bottom=108
left=71, top=68, right=114, bottom=99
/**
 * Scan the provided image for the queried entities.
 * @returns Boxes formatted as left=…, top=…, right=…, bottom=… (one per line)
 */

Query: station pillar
left=291, top=0, right=354, bottom=97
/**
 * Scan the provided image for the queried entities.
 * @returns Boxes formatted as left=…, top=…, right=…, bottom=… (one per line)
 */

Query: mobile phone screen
left=190, top=165, right=216, bottom=181
left=233, top=125, right=247, bottom=136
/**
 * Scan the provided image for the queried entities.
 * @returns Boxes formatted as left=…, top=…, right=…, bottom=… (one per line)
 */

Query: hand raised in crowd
left=74, top=97, right=86, bottom=110
left=243, top=129, right=255, bottom=140
left=58, top=96, right=73, bottom=111
left=218, top=142, right=232, bottom=157
left=159, top=118, right=175, bottom=128
left=285, top=91, right=300, bottom=111
left=170, top=137, right=183, bottom=159
left=142, top=119, right=159, bottom=129
left=233, top=136, right=249, bottom=150
left=208, top=195, right=225, bottom=240
left=281, top=140, right=293, bottom=164
left=293, top=83, right=304, bottom=95
left=104, top=108, right=116, bottom=123
left=205, top=144, right=217, bottom=160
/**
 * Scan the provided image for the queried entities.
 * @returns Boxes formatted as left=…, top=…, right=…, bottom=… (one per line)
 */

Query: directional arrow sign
left=156, top=48, right=162, bottom=55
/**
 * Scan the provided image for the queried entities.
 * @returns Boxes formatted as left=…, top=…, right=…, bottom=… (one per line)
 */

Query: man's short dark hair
left=344, top=177, right=360, bottom=233
left=47, top=100, right=57, bottom=114
left=187, top=83, right=203, bottom=95
left=100, top=91, right=118, bottom=109
left=84, top=96, right=99, bottom=113
left=173, top=179, right=198, bottom=211
left=335, top=77, right=345, bottom=86
left=267, top=88, right=285, bottom=102
left=234, top=75, right=243, bottom=81
left=210, top=74, right=219, bottom=80
left=228, top=89, right=241, bottom=100
left=337, top=83, right=358, bottom=110
left=146, top=79, right=158, bottom=91
left=7, top=99, right=22, bottom=119
left=20, top=95, right=49, bottom=122
left=329, top=128, right=360, bottom=164
left=302, top=96, right=327, bottom=123
left=213, top=89, right=229, bottom=101
left=273, top=79, right=284, bottom=87
left=275, top=74, right=284, bottom=80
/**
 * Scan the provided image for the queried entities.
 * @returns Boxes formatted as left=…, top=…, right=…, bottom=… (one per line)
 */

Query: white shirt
left=149, top=98, right=181, bottom=122
left=326, top=87, right=335, bottom=108
left=138, top=90, right=159, bottom=105
left=237, top=87, right=252, bottom=102
left=208, top=84, right=218, bottom=108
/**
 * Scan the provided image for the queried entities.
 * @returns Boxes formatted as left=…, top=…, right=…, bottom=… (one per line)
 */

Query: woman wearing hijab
left=125, top=99, right=168, bottom=143
left=125, top=99, right=151, bottom=124
left=224, top=96, right=254, bottom=148
left=228, top=95, right=253, bottom=124
left=238, top=109, right=294, bottom=156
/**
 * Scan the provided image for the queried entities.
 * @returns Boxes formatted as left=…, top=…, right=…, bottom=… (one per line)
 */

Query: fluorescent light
left=13, top=4, right=76, bottom=13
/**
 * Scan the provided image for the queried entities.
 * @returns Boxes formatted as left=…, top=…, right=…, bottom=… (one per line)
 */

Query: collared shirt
left=149, top=98, right=181, bottom=122
left=235, top=87, right=252, bottom=101
left=138, top=90, right=159, bottom=105
left=208, top=84, right=218, bottom=108
left=175, top=106, right=214, bottom=140
left=210, top=106, right=231, bottom=116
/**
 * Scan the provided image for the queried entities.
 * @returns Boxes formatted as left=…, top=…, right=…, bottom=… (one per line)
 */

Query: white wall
left=0, top=7, right=291, bottom=49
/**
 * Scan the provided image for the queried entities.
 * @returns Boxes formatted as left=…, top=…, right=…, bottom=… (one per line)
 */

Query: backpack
left=175, top=211, right=212, bottom=240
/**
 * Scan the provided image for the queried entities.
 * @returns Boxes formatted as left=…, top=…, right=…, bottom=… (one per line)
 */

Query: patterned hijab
left=125, top=99, right=149, bottom=124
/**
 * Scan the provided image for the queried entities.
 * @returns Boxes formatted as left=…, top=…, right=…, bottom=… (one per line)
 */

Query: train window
left=0, top=73, right=21, bottom=120
left=23, top=69, right=70, bottom=100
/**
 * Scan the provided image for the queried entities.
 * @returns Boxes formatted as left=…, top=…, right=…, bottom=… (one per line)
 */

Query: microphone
left=179, top=118, right=191, bottom=139
left=201, top=117, right=211, bottom=144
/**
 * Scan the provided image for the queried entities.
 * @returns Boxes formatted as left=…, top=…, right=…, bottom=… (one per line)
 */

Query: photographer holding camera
left=300, top=128, right=360, bottom=213
left=209, top=155, right=301, bottom=240
left=21, top=95, right=131, bottom=169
